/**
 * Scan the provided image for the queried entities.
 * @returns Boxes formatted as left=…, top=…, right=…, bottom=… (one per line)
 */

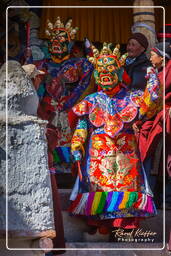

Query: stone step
left=0, top=239, right=45, bottom=256
left=61, top=209, right=168, bottom=244
left=62, top=210, right=90, bottom=242
left=64, top=242, right=169, bottom=256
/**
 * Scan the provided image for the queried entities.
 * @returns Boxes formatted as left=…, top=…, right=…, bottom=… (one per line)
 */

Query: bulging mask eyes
left=97, top=66, right=103, bottom=72
left=107, top=65, right=116, bottom=72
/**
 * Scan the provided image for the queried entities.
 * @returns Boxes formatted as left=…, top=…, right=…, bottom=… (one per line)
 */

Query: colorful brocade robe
left=35, top=57, right=94, bottom=168
left=69, top=68, right=162, bottom=220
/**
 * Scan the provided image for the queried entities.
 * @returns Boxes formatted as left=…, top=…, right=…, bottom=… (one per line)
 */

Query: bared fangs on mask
left=45, top=17, right=79, bottom=62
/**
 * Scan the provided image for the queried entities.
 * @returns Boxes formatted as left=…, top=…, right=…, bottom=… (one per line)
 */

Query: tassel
left=77, top=161, right=82, bottom=181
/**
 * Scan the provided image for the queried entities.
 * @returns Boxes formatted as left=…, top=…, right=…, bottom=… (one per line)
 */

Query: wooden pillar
left=132, top=0, right=157, bottom=55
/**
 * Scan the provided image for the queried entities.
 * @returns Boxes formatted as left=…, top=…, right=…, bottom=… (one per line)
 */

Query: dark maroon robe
left=138, top=60, right=171, bottom=177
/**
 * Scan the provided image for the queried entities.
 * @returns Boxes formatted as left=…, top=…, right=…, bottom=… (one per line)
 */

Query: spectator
left=134, top=41, right=171, bottom=218
left=149, top=42, right=171, bottom=201
left=125, top=32, right=151, bottom=91
left=150, top=41, right=171, bottom=252
left=133, top=42, right=171, bottom=197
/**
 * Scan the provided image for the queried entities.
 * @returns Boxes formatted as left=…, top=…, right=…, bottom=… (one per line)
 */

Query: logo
left=112, top=228, right=157, bottom=243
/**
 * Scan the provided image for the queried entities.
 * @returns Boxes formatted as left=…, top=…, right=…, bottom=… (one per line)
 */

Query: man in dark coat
left=125, top=32, right=151, bottom=91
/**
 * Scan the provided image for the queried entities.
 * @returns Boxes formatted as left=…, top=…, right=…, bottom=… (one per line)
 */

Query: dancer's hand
left=132, top=120, right=143, bottom=134
left=132, top=123, right=139, bottom=134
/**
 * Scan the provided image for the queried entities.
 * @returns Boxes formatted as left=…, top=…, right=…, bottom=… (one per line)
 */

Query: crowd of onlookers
left=124, top=25, right=171, bottom=252
left=125, top=27, right=171, bottom=208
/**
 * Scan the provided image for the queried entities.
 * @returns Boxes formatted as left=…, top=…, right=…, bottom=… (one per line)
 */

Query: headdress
left=87, top=42, right=128, bottom=67
left=45, top=17, right=79, bottom=40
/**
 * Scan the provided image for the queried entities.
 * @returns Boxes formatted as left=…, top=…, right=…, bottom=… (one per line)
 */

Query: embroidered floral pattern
left=70, top=67, right=160, bottom=219
left=73, top=89, right=139, bottom=137
left=88, top=132, right=141, bottom=192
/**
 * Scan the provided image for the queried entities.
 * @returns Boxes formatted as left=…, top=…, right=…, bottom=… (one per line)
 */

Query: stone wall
left=0, top=61, right=55, bottom=253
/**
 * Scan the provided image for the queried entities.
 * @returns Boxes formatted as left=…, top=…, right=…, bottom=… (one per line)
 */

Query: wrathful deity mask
left=94, top=55, right=123, bottom=90
left=45, top=17, right=79, bottom=61
left=48, top=28, right=70, bottom=59
left=88, top=43, right=128, bottom=91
